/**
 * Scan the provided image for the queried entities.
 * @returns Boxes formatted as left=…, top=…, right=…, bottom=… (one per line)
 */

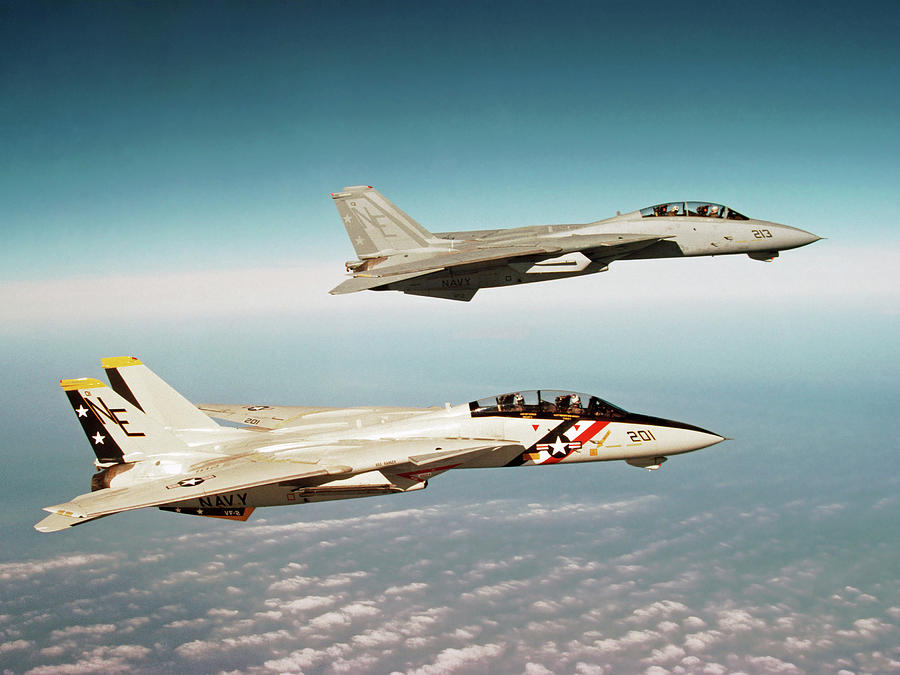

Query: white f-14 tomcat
left=330, top=186, right=821, bottom=301
left=37, top=357, right=725, bottom=533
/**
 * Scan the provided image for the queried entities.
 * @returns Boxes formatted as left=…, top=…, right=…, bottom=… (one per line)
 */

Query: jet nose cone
left=700, top=431, right=727, bottom=449
left=795, top=228, right=822, bottom=247
left=681, top=427, right=726, bottom=451
left=778, top=225, right=822, bottom=250
left=625, top=413, right=727, bottom=454
left=662, top=424, right=727, bottom=453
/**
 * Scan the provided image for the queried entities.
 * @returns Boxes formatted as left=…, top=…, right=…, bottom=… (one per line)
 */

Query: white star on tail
left=75, top=406, right=88, bottom=417
left=92, top=432, right=105, bottom=445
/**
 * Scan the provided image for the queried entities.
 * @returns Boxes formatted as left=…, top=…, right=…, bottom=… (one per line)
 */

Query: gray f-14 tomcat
left=330, top=186, right=821, bottom=301
left=36, top=357, right=724, bottom=532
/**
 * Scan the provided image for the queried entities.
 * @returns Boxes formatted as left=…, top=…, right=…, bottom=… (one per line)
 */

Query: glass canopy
left=639, top=202, right=749, bottom=220
left=469, top=390, right=628, bottom=420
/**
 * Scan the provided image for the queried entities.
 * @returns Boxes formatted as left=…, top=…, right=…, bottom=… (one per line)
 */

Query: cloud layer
left=2, top=482, right=897, bottom=674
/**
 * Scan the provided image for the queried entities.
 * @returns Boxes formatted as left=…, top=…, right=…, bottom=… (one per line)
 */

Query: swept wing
left=198, top=404, right=342, bottom=429
left=37, top=454, right=349, bottom=532
left=330, top=243, right=561, bottom=295
left=331, top=234, right=668, bottom=295
left=197, top=404, right=437, bottom=430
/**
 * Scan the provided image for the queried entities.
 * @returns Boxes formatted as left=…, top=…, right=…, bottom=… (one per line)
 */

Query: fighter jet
left=330, top=186, right=821, bottom=301
left=36, top=357, right=725, bottom=532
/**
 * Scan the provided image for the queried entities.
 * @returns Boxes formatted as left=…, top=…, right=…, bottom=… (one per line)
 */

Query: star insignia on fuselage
left=75, top=405, right=88, bottom=418
left=549, top=436, right=570, bottom=458
left=178, top=477, right=205, bottom=487
left=92, top=432, right=105, bottom=445
left=537, top=433, right=576, bottom=459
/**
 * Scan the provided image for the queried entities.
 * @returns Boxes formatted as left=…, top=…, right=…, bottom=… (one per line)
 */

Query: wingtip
left=34, top=510, right=84, bottom=533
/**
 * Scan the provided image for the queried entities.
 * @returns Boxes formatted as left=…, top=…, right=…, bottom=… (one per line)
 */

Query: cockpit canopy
left=469, top=390, right=628, bottom=420
left=640, top=201, right=749, bottom=220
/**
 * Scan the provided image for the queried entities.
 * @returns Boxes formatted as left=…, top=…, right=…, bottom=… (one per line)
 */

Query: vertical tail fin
left=60, top=378, right=189, bottom=465
left=330, top=185, right=437, bottom=257
left=101, top=357, right=219, bottom=431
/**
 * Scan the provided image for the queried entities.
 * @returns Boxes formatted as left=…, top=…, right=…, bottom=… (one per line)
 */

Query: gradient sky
left=3, top=0, right=899, bottom=280
left=1, top=1, right=898, bottom=673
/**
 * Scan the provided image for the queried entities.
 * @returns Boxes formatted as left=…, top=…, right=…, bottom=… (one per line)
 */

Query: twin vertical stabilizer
left=61, top=356, right=221, bottom=466
left=60, top=377, right=189, bottom=465
left=330, top=185, right=437, bottom=257
left=101, top=356, right=220, bottom=431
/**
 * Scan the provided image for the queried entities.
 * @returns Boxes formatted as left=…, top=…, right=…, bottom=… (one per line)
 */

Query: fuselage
left=100, top=391, right=725, bottom=516
left=440, top=201, right=820, bottom=258
left=331, top=187, right=822, bottom=300
left=382, top=201, right=820, bottom=296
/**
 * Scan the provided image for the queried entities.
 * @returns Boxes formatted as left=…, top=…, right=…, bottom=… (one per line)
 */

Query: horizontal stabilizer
left=35, top=511, right=107, bottom=533
left=330, top=268, right=444, bottom=295
left=38, top=457, right=352, bottom=527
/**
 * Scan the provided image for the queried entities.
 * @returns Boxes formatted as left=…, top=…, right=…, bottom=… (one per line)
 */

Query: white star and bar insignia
left=536, top=436, right=581, bottom=457
left=166, top=474, right=216, bottom=490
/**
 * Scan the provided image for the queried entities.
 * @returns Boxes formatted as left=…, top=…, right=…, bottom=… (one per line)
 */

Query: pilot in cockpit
left=554, top=394, right=582, bottom=414
left=569, top=394, right=582, bottom=413
left=696, top=204, right=709, bottom=216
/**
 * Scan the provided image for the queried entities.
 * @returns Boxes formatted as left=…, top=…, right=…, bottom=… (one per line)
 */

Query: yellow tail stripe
left=59, top=378, right=106, bottom=391
left=101, top=356, right=143, bottom=368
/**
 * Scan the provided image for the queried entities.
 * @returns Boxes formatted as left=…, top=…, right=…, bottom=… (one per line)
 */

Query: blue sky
left=2, top=0, right=898, bottom=279
left=1, top=1, right=898, bottom=672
